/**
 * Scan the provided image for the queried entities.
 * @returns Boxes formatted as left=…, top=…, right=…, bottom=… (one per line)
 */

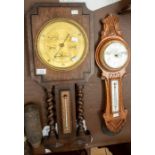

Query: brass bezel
left=35, top=18, right=89, bottom=72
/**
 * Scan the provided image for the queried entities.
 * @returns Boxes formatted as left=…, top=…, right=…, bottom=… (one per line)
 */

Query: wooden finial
left=101, top=14, right=122, bottom=39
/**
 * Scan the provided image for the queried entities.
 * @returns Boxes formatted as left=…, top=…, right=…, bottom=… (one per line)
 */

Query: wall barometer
left=95, top=15, right=130, bottom=133
left=26, top=3, right=94, bottom=151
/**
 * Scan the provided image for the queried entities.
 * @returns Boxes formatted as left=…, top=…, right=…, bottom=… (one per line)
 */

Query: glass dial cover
left=36, top=18, right=88, bottom=71
left=101, top=41, right=128, bottom=69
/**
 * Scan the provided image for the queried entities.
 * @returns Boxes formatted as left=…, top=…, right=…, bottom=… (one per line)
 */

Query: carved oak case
left=95, top=15, right=130, bottom=133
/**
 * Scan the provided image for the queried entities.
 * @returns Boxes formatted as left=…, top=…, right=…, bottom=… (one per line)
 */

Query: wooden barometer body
left=95, top=15, right=130, bottom=133
left=25, top=2, right=94, bottom=152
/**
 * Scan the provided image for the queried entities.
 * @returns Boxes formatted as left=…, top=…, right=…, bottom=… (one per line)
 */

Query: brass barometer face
left=99, top=40, right=129, bottom=70
left=36, top=18, right=88, bottom=71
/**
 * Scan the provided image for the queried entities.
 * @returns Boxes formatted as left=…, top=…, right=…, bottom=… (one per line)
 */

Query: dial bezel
left=35, top=18, right=89, bottom=71
left=96, top=38, right=130, bottom=71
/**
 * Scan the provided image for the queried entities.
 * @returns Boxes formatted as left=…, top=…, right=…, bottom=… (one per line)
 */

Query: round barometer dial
left=36, top=18, right=88, bottom=71
left=100, top=40, right=128, bottom=69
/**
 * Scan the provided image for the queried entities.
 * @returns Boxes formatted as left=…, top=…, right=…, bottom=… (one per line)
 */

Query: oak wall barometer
left=25, top=3, right=94, bottom=152
left=95, top=15, right=130, bottom=133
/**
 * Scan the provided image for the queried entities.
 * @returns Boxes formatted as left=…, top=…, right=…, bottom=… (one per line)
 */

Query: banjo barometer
left=95, top=15, right=130, bottom=133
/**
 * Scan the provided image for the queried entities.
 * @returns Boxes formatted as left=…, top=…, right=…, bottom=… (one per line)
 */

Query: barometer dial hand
left=54, top=34, right=70, bottom=58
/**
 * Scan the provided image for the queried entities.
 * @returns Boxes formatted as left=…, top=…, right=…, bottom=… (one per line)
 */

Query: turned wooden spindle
left=45, top=87, right=57, bottom=137
left=76, top=84, right=85, bottom=135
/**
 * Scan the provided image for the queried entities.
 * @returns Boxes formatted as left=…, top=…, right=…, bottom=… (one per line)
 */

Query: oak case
left=25, top=3, right=94, bottom=84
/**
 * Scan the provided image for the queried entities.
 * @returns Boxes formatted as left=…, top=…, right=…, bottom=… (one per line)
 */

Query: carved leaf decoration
left=101, top=14, right=122, bottom=39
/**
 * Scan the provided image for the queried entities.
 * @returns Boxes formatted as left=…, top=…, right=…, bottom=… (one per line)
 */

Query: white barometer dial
left=101, top=41, right=128, bottom=69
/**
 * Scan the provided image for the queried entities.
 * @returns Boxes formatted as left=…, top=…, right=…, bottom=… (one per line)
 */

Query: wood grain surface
left=24, top=0, right=131, bottom=153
